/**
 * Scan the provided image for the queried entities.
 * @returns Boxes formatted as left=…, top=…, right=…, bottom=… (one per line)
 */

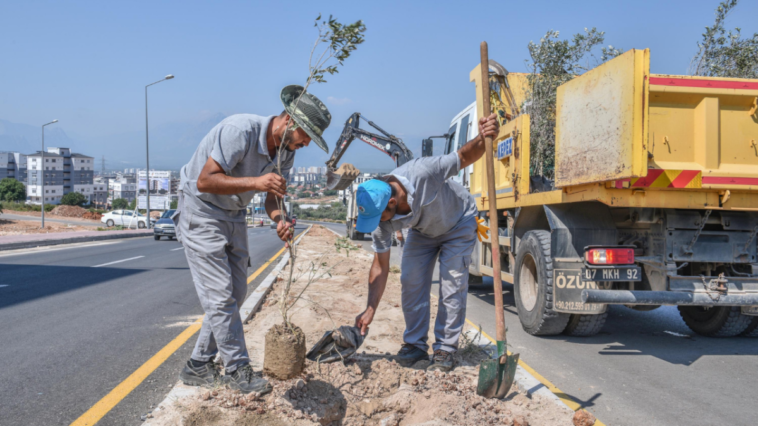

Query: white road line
left=0, top=285, right=9, bottom=288
left=171, top=247, right=184, bottom=251
left=0, top=240, right=122, bottom=258
left=92, top=256, right=145, bottom=268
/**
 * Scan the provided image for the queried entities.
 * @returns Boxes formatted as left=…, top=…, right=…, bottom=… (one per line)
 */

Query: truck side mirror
left=422, top=138, right=433, bottom=157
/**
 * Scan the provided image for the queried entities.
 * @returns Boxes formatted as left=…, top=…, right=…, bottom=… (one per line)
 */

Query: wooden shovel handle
left=480, top=42, right=507, bottom=343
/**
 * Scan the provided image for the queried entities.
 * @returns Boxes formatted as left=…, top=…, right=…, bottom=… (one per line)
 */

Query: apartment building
left=111, top=182, right=137, bottom=202
left=0, top=152, right=27, bottom=182
left=26, top=147, right=95, bottom=205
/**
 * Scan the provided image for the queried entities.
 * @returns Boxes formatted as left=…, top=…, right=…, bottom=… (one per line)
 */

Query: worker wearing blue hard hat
left=353, top=113, right=499, bottom=372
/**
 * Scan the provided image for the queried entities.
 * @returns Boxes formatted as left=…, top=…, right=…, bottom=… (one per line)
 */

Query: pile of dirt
left=0, top=218, right=90, bottom=236
left=50, top=205, right=88, bottom=218
left=150, top=211, right=162, bottom=219
left=149, top=225, right=574, bottom=426
left=82, top=211, right=102, bottom=220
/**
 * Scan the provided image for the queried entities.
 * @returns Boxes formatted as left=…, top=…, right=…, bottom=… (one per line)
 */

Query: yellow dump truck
left=467, top=49, right=758, bottom=337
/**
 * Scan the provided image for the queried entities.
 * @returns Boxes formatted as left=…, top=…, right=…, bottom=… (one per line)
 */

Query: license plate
left=554, top=269, right=606, bottom=314
left=497, top=137, right=513, bottom=160
left=582, top=266, right=641, bottom=282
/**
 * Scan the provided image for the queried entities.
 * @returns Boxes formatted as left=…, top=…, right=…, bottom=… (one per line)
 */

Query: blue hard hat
left=355, top=179, right=391, bottom=234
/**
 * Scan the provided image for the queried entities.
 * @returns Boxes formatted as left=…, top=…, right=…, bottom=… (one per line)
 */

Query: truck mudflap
left=553, top=265, right=642, bottom=314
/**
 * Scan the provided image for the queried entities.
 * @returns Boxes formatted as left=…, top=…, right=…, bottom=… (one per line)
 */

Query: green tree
left=112, top=198, right=129, bottom=209
left=323, top=189, right=338, bottom=196
left=61, top=192, right=87, bottom=206
left=690, top=0, right=758, bottom=78
left=170, top=199, right=178, bottom=209
left=128, top=198, right=137, bottom=210
left=525, top=28, right=621, bottom=179
left=0, top=178, right=26, bottom=202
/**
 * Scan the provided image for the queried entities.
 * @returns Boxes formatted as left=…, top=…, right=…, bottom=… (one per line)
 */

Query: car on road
left=154, top=209, right=177, bottom=240
left=101, top=210, right=153, bottom=229
left=291, top=216, right=297, bottom=226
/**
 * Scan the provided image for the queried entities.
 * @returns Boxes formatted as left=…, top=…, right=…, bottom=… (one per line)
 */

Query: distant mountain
left=0, top=119, right=78, bottom=154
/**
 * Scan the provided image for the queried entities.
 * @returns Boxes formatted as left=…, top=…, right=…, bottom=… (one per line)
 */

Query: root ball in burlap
left=263, top=323, right=306, bottom=379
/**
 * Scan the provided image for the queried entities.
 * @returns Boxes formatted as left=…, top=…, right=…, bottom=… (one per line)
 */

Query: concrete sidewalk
left=0, top=229, right=152, bottom=251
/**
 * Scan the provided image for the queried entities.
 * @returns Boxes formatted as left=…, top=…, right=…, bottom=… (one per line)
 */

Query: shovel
left=476, top=41, right=520, bottom=399
left=325, top=163, right=361, bottom=191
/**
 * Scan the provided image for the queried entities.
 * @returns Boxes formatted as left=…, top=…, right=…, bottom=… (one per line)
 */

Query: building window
left=46, top=159, right=49, bottom=162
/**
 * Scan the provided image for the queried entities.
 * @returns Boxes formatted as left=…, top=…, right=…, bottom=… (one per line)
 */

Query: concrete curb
left=239, top=225, right=313, bottom=323
left=0, top=231, right=151, bottom=252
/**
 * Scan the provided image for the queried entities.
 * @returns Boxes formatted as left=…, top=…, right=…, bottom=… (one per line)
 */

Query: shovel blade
left=476, top=352, right=519, bottom=399
left=326, top=163, right=361, bottom=190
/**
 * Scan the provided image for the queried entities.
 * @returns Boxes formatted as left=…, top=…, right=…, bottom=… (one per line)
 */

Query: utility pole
left=41, top=119, right=58, bottom=229
left=145, top=74, right=174, bottom=228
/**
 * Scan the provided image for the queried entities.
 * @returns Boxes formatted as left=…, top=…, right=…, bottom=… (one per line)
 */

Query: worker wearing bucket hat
left=353, top=113, right=500, bottom=372
left=174, top=85, right=330, bottom=394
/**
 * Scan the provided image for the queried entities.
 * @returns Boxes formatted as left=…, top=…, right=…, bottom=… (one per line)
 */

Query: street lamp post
left=145, top=74, right=174, bottom=228
left=41, top=119, right=59, bottom=228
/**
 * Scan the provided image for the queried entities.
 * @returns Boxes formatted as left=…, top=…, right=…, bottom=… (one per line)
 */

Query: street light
left=40, top=119, right=58, bottom=229
left=144, top=74, right=174, bottom=227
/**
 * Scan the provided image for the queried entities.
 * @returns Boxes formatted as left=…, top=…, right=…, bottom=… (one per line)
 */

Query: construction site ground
left=148, top=225, right=574, bottom=426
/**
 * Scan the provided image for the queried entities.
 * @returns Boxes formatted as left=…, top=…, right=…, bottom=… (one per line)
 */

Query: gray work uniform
left=372, top=152, right=478, bottom=353
left=173, top=114, right=294, bottom=372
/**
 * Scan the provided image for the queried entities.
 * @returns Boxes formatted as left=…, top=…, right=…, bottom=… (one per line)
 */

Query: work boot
left=395, top=344, right=428, bottom=367
left=179, top=358, right=220, bottom=387
left=223, top=364, right=272, bottom=395
left=427, top=349, right=455, bottom=372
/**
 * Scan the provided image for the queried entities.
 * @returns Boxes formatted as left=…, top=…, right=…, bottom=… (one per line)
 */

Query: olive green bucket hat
left=280, top=85, right=331, bottom=153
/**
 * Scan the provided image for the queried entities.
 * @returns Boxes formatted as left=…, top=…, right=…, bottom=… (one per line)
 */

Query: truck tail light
left=585, top=248, right=634, bottom=265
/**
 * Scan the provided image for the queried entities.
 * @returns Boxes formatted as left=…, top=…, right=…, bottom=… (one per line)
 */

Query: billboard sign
left=138, top=170, right=171, bottom=210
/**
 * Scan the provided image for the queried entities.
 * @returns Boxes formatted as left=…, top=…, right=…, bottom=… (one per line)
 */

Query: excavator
left=324, top=112, right=414, bottom=191
left=322, top=112, right=413, bottom=240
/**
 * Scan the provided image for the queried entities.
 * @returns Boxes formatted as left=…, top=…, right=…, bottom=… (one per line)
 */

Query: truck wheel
left=514, top=230, right=569, bottom=335
left=678, top=306, right=752, bottom=337
left=741, top=316, right=758, bottom=337
left=354, top=232, right=364, bottom=241
left=564, top=312, right=608, bottom=336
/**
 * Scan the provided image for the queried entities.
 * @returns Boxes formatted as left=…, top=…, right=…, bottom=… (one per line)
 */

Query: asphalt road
left=312, top=220, right=758, bottom=426
left=0, top=224, right=306, bottom=426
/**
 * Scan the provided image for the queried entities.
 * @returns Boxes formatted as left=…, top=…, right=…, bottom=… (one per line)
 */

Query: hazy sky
left=2, top=0, right=756, bottom=170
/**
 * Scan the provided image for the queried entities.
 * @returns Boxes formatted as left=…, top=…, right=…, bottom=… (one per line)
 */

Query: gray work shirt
left=179, top=114, right=295, bottom=222
left=371, top=152, right=477, bottom=253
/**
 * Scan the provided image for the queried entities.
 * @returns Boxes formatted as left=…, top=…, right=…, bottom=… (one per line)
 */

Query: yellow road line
left=69, top=317, right=203, bottom=426
left=463, top=317, right=606, bottom=426
left=71, top=230, right=305, bottom=426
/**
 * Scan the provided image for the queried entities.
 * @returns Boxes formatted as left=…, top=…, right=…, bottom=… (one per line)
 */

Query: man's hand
left=276, top=220, right=294, bottom=246
left=253, top=173, right=287, bottom=198
left=478, top=113, right=499, bottom=141
left=354, top=307, right=375, bottom=336
left=458, top=113, right=501, bottom=170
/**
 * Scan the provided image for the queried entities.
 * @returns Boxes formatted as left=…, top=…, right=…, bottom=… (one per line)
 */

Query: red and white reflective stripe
left=649, top=77, right=758, bottom=91
left=585, top=248, right=634, bottom=265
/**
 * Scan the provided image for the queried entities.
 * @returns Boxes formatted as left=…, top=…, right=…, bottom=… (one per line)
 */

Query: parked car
left=154, top=209, right=177, bottom=240
left=101, top=210, right=153, bottom=228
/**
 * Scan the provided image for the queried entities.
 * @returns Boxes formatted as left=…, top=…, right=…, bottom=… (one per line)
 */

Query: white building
left=25, top=147, right=95, bottom=205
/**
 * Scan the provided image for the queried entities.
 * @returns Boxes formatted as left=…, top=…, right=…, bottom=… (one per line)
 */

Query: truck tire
left=741, top=316, right=758, bottom=337
left=514, top=230, right=570, bottom=335
left=354, top=231, right=364, bottom=241
left=564, top=312, right=608, bottom=336
left=678, top=306, right=752, bottom=337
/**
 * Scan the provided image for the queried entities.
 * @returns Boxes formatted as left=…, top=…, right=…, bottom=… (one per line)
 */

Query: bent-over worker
left=173, top=85, right=331, bottom=394
left=354, top=113, right=499, bottom=372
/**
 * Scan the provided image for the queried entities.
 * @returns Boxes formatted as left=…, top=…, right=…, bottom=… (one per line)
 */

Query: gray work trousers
left=174, top=194, right=250, bottom=372
left=400, top=216, right=476, bottom=353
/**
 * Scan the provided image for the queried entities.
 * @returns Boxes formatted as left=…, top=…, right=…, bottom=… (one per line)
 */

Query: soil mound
left=50, top=205, right=87, bottom=218
left=82, top=211, right=102, bottom=220
left=265, top=324, right=306, bottom=380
